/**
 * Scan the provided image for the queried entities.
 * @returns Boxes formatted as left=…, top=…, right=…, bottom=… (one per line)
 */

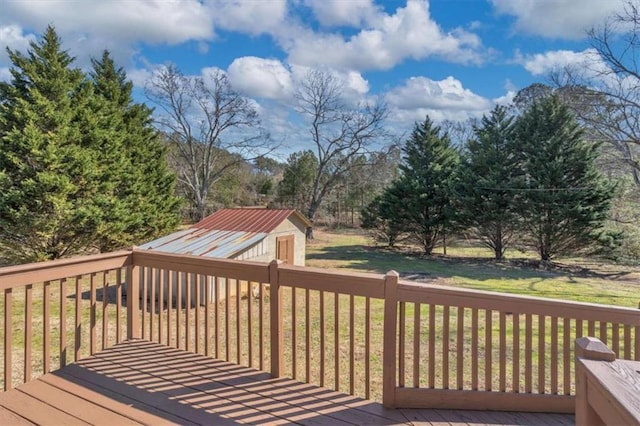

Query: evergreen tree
left=360, top=192, right=406, bottom=248
left=0, top=26, right=102, bottom=261
left=276, top=150, right=318, bottom=212
left=458, top=105, right=521, bottom=260
left=386, top=117, right=460, bottom=255
left=90, top=51, right=180, bottom=251
left=515, top=95, right=614, bottom=261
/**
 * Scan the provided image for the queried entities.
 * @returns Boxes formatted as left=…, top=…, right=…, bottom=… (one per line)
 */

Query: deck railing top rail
left=0, top=250, right=131, bottom=290
left=397, top=279, right=640, bottom=324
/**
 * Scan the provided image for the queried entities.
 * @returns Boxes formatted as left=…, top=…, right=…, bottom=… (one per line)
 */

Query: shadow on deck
left=0, top=340, right=574, bottom=425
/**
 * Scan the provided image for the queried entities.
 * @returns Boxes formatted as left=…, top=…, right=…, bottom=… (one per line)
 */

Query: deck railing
left=1, top=248, right=639, bottom=414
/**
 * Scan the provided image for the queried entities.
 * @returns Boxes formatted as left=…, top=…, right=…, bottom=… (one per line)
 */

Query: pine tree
left=0, top=26, right=102, bottom=261
left=458, top=105, right=521, bottom=260
left=386, top=117, right=460, bottom=255
left=90, top=51, right=180, bottom=251
left=515, top=95, right=614, bottom=261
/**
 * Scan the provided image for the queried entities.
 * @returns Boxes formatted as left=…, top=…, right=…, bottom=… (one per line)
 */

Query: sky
left=0, top=0, right=629, bottom=155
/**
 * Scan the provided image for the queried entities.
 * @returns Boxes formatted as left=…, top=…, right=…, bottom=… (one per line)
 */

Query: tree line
left=361, top=100, right=614, bottom=262
left=1, top=23, right=639, bottom=264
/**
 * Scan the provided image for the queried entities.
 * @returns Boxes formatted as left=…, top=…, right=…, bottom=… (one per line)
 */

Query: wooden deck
left=0, top=340, right=574, bottom=425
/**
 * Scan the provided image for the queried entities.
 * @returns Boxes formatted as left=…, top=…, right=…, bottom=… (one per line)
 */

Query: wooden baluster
left=599, top=321, right=608, bottom=346
left=292, top=287, right=297, bottom=379
left=563, top=317, right=571, bottom=395
left=43, top=281, right=50, bottom=374
left=150, top=269, right=155, bottom=342
left=90, top=274, right=96, bottom=355
left=4, top=288, right=12, bottom=391
left=306, top=289, right=311, bottom=383
left=513, top=313, right=520, bottom=393
left=365, top=296, right=371, bottom=399
left=142, top=268, right=148, bottom=340
left=166, top=270, right=172, bottom=347
left=176, top=272, right=182, bottom=349
left=158, top=269, right=164, bottom=346
left=471, top=307, right=478, bottom=391
left=349, top=294, right=355, bottom=394
left=612, top=323, right=620, bottom=361
left=456, top=307, right=464, bottom=391
left=225, top=277, right=230, bottom=361
left=185, top=273, right=191, bottom=351
left=485, top=309, right=492, bottom=391
left=74, top=275, right=82, bottom=362
left=443, top=305, right=450, bottom=390
left=205, top=275, right=211, bottom=357
left=215, top=276, right=220, bottom=358
left=248, top=282, right=253, bottom=367
left=429, top=304, right=436, bottom=389
left=624, top=324, right=631, bottom=360
left=258, top=282, right=264, bottom=370
left=538, top=315, right=546, bottom=394
left=102, top=271, right=109, bottom=350
left=24, top=284, right=32, bottom=383
left=398, top=302, right=405, bottom=388
left=525, top=313, right=532, bottom=393
left=195, top=274, right=201, bottom=354
left=116, top=269, right=122, bottom=343
left=60, top=278, right=67, bottom=367
left=334, top=292, right=339, bottom=391
left=499, top=311, right=506, bottom=392
left=413, top=303, right=420, bottom=388
left=319, top=290, right=325, bottom=387
left=236, top=279, right=241, bottom=364
left=551, top=316, right=558, bottom=394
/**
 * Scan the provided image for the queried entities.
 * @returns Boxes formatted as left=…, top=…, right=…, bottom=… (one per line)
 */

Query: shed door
left=276, top=235, right=295, bottom=264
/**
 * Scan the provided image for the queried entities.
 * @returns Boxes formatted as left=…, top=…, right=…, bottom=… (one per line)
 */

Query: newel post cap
left=575, top=336, right=616, bottom=361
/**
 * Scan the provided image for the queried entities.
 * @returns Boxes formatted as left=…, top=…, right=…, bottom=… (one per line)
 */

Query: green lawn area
left=305, top=229, right=640, bottom=308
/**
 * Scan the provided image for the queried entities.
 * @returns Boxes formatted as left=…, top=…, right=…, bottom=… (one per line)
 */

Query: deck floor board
left=0, top=340, right=574, bottom=425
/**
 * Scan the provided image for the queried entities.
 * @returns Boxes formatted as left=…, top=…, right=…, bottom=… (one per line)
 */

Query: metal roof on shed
left=141, top=208, right=310, bottom=259
left=139, top=228, right=267, bottom=258
left=194, top=208, right=311, bottom=233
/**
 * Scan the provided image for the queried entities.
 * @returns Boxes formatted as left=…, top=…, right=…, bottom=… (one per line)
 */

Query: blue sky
left=0, top=0, right=626, bottom=153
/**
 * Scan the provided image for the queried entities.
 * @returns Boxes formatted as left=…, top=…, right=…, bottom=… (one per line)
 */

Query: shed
left=138, top=208, right=311, bottom=305
left=140, top=208, right=311, bottom=266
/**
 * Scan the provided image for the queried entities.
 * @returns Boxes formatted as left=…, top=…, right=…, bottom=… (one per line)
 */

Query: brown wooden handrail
left=1, top=248, right=639, bottom=415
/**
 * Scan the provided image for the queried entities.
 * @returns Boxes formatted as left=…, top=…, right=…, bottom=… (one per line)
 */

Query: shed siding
left=267, top=215, right=307, bottom=266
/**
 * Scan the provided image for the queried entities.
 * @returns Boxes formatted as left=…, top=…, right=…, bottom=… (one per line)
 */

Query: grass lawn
left=305, top=229, right=640, bottom=308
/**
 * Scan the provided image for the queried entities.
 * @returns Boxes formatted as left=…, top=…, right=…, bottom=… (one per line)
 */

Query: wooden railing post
left=382, top=270, right=399, bottom=408
left=575, top=336, right=616, bottom=426
left=269, top=260, right=283, bottom=377
left=127, top=259, right=141, bottom=340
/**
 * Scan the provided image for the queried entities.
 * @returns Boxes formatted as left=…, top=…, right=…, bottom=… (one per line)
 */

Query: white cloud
left=385, top=76, right=492, bottom=122
left=0, top=25, right=35, bottom=67
left=227, top=57, right=294, bottom=100
left=1, top=1, right=214, bottom=45
left=304, top=0, right=380, bottom=27
left=207, top=0, right=287, bottom=35
left=515, top=48, right=608, bottom=77
left=491, top=0, right=624, bottom=39
left=282, top=0, right=485, bottom=71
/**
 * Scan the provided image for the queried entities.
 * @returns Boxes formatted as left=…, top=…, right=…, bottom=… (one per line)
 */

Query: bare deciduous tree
left=552, top=2, right=640, bottom=189
left=146, top=65, right=273, bottom=220
left=295, top=69, right=388, bottom=229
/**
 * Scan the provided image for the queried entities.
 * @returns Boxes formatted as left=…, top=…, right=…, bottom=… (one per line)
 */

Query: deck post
left=269, top=260, right=283, bottom=377
left=127, top=257, right=141, bottom=340
left=575, top=336, right=616, bottom=426
left=382, top=270, right=399, bottom=408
